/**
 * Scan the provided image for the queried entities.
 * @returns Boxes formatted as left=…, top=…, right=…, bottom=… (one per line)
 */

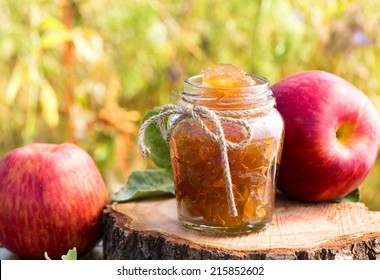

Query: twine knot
left=138, top=100, right=275, bottom=217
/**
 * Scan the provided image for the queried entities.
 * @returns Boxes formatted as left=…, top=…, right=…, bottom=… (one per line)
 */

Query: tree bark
left=103, top=195, right=380, bottom=260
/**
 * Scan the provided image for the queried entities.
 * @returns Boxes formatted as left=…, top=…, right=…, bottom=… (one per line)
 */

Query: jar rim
left=176, top=74, right=273, bottom=110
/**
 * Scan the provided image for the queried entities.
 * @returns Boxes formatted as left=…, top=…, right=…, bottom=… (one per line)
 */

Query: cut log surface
left=103, top=195, right=380, bottom=260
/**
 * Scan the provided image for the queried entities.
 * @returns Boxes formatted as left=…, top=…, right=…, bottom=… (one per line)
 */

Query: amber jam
left=169, top=67, right=284, bottom=235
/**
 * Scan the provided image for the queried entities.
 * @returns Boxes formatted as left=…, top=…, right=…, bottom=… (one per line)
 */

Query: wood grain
left=103, top=195, right=380, bottom=260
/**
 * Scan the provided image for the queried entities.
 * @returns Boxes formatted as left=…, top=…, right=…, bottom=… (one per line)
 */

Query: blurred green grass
left=0, top=0, right=380, bottom=209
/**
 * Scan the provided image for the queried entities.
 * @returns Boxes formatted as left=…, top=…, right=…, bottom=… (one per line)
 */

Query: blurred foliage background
left=1, top=0, right=380, bottom=209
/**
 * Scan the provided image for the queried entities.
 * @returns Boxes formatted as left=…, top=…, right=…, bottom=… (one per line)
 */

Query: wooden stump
left=103, top=195, right=380, bottom=260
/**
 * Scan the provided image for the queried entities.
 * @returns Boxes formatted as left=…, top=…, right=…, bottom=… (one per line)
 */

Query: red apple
left=271, top=71, right=380, bottom=202
left=0, top=143, right=109, bottom=259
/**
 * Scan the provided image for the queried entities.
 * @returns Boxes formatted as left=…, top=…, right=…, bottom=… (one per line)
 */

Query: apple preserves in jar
left=169, top=64, right=284, bottom=234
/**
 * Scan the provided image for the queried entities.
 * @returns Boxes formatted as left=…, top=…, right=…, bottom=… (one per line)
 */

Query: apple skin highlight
left=271, top=71, right=380, bottom=202
left=0, top=143, right=109, bottom=259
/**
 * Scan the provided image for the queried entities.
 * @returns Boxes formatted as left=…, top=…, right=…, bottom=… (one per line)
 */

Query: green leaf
left=44, top=252, right=51, bottom=260
left=61, top=247, right=77, bottom=260
left=40, top=81, right=59, bottom=128
left=142, top=107, right=172, bottom=169
left=41, top=30, right=72, bottom=48
left=39, top=16, right=67, bottom=31
left=333, top=188, right=360, bottom=203
left=5, top=63, right=23, bottom=105
left=111, top=169, right=175, bottom=202
left=44, top=247, right=77, bottom=260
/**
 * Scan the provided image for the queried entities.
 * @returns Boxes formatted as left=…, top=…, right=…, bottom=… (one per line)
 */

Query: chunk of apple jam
left=202, top=64, right=256, bottom=88
left=170, top=120, right=279, bottom=227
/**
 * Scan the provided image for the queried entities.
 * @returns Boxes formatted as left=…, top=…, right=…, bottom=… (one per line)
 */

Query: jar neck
left=178, top=74, right=274, bottom=111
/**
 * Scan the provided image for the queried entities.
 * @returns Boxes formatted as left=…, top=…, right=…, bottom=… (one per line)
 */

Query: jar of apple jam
left=169, top=64, right=284, bottom=234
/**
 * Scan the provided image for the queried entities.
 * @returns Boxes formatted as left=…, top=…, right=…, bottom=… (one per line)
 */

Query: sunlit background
left=1, top=0, right=379, bottom=209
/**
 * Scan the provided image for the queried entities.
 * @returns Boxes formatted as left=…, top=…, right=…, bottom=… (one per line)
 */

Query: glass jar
left=169, top=74, right=284, bottom=235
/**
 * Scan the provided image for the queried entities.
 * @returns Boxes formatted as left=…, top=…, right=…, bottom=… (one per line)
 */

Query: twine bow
left=138, top=100, right=275, bottom=217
